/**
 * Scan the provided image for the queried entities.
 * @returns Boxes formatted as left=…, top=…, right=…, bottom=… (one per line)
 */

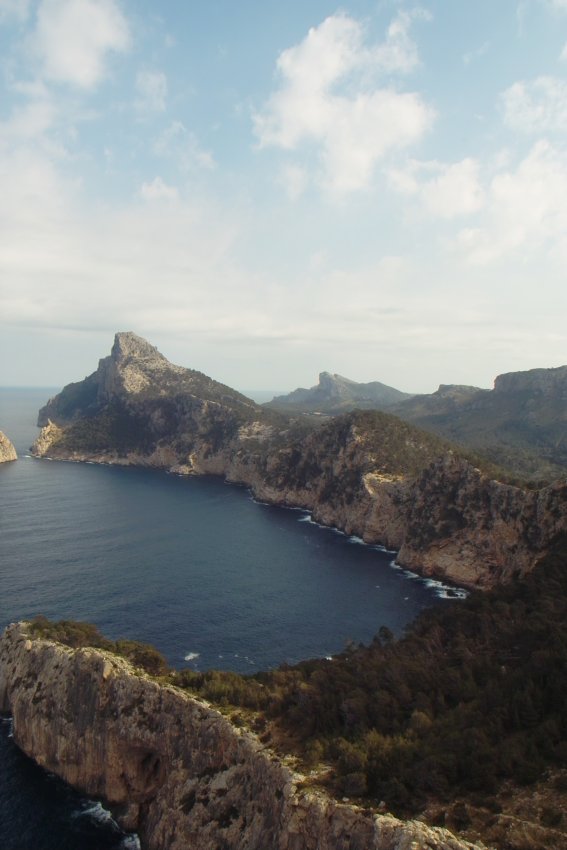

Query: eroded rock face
left=0, top=431, right=17, bottom=462
left=0, top=624, right=481, bottom=850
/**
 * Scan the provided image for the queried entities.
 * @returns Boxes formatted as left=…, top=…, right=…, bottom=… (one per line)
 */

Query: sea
left=0, top=387, right=466, bottom=849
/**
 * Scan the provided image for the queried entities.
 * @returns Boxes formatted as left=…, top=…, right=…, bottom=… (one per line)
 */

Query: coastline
left=30, top=447, right=476, bottom=594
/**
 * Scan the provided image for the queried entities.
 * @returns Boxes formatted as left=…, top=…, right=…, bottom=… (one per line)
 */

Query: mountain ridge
left=391, top=365, right=567, bottom=483
left=266, top=363, right=567, bottom=483
left=31, top=332, right=567, bottom=590
left=268, top=370, right=413, bottom=413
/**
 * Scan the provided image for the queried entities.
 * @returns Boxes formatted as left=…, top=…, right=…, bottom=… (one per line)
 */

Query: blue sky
left=1, top=0, right=566, bottom=394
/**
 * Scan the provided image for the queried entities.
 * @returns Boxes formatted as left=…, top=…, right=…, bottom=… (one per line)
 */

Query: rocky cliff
left=31, top=333, right=567, bottom=589
left=0, top=623, right=481, bottom=850
left=0, top=430, right=17, bottom=462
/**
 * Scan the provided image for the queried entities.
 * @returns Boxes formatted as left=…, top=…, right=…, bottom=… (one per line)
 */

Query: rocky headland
left=0, top=622, right=482, bottom=850
left=0, top=430, right=17, bottom=463
left=32, top=332, right=567, bottom=590
left=268, top=371, right=413, bottom=413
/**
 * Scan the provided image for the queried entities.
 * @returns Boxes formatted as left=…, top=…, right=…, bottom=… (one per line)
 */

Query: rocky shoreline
left=31, top=429, right=567, bottom=592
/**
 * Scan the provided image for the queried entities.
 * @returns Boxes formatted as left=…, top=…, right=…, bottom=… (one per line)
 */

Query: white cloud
left=139, top=176, right=178, bottom=201
left=253, top=12, right=434, bottom=193
left=502, top=76, right=567, bottom=132
left=154, top=120, right=215, bottom=171
left=0, top=97, right=56, bottom=143
left=456, top=141, right=567, bottom=263
left=0, top=148, right=238, bottom=337
left=135, top=69, right=167, bottom=113
left=31, top=0, right=131, bottom=89
left=278, top=163, right=308, bottom=200
left=463, top=41, right=489, bottom=65
left=0, top=0, right=30, bottom=22
left=389, top=158, right=485, bottom=218
left=373, top=8, right=431, bottom=74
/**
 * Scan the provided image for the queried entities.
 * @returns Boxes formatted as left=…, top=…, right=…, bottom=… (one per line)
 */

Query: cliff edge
left=0, top=623, right=481, bottom=850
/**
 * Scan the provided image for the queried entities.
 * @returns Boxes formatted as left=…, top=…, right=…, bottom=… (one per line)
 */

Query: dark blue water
left=0, top=387, right=464, bottom=848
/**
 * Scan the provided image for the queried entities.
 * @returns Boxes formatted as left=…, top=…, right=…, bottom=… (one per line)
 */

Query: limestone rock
left=0, top=624, right=484, bottom=850
left=31, top=420, right=63, bottom=456
left=0, top=430, right=17, bottom=462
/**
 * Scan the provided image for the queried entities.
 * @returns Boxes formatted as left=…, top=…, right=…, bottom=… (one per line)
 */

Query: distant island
left=32, top=331, right=567, bottom=590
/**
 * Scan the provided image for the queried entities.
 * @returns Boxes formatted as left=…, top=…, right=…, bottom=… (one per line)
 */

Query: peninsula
left=32, top=332, right=567, bottom=589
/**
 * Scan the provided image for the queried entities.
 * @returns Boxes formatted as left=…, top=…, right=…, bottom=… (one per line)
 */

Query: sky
left=1, top=0, right=566, bottom=395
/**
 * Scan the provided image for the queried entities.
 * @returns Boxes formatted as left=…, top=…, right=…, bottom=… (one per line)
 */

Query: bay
left=0, top=387, right=462, bottom=848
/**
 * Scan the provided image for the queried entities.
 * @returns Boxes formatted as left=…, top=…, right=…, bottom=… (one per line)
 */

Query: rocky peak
left=110, top=332, right=167, bottom=367
left=95, top=333, right=186, bottom=401
left=270, top=372, right=412, bottom=412
left=318, top=372, right=355, bottom=399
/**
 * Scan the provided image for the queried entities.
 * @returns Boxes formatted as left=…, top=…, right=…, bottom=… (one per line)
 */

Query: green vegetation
left=179, top=539, right=567, bottom=817
left=28, top=617, right=169, bottom=676
left=41, top=373, right=100, bottom=422
left=393, top=385, right=567, bottom=484
left=48, top=401, right=156, bottom=454
left=29, top=538, right=567, bottom=827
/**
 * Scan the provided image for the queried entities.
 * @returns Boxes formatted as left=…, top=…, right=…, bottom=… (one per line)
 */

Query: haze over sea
left=0, top=387, right=464, bottom=848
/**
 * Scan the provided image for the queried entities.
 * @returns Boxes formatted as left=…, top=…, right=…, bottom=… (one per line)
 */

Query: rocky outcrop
left=31, top=333, right=567, bottom=589
left=0, top=430, right=17, bottom=462
left=493, top=364, right=567, bottom=398
left=30, top=420, right=62, bottom=457
left=0, top=623, right=482, bottom=850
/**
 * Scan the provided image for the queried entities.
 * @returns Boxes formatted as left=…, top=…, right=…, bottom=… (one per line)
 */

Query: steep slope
left=32, top=333, right=567, bottom=589
left=268, top=371, right=413, bottom=413
left=391, top=367, right=567, bottom=483
left=0, top=623, right=481, bottom=850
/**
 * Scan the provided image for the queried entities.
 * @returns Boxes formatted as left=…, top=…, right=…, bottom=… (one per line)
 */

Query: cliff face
left=31, top=333, right=567, bottom=589
left=0, top=623, right=480, bottom=850
left=0, top=430, right=17, bottom=462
